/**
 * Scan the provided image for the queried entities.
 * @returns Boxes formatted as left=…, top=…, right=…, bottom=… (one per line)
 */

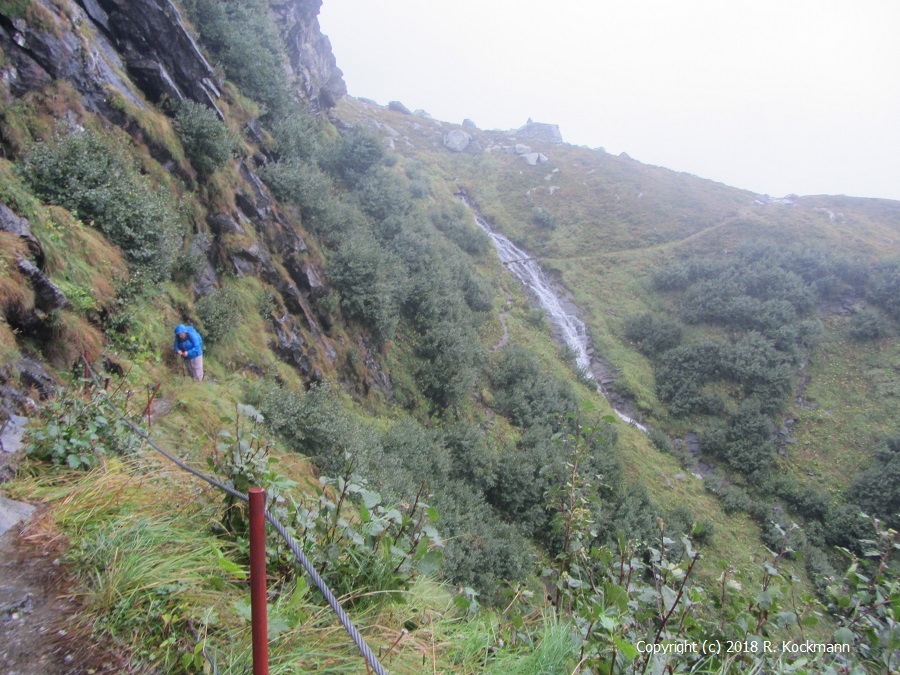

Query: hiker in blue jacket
left=174, top=324, right=204, bottom=381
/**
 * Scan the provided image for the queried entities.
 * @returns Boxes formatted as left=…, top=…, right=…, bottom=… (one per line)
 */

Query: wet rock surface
left=271, top=0, right=346, bottom=110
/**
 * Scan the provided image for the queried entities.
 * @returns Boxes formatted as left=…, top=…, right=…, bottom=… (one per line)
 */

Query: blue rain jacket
left=174, top=324, right=203, bottom=359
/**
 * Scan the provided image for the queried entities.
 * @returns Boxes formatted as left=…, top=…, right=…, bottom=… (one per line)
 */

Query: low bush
left=490, top=345, right=578, bottom=430
left=26, top=378, right=142, bottom=469
left=848, top=310, right=892, bottom=341
left=196, top=285, right=243, bottom=344
left=429, top=203, right=492, bottom=257
left=21, top=127, right=182, bottom=280
left=531, top=206, right=556, bottom=229
left=328, top=234, right=406, bottom=343
left=624, top=312, right=682, bottom=356
left=849, top=436, right=900, bottom=528
left=181, top=0, right=291, bottom=115
left=174, top=101, right=237, bottom=177
left=719, top=485, right=752, bottom=514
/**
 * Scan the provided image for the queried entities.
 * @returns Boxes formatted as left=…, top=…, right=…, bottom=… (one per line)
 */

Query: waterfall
left=466, top=200, right=648, bottom=433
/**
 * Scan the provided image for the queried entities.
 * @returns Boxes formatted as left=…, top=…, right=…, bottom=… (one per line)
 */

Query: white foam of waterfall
left=468, top=203, right=647, bottom=433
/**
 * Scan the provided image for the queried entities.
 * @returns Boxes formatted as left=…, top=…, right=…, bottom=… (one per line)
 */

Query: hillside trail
left=550, top=208, right=755, bottom=266
left=0, top=502, right=132, bottom=674
left=0, top=419, right=139, bottom=673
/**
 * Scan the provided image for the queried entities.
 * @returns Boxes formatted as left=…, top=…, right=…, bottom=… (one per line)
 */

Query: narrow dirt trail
left=1, top=452, right=130, bottom=673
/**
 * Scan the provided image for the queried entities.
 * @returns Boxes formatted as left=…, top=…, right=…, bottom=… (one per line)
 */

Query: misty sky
left=318, top=0, right=900, bottom=201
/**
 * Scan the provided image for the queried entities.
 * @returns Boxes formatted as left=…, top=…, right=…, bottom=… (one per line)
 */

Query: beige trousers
left=189, top=355, right=204, bottom=381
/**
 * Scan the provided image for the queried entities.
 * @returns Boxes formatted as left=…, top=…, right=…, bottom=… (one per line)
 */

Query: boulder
left=413, top=109, right=432, bottom=119
left=388, top=100, right=412, bottom=115
left=516, top=120, right=563, bottom=144
left=443, top=130, right=471, bottom=153
left=206, top=212, right=245, bottom=237
left=521, top=152, right=548, bottom=166
left=16, top=259, right=69, bottom=311
left=0, top=1, right=147, bottom=114
left=0, top=204, right=42, bottom=265
left=462, top=118, right=477, bottom=130
left=17, top=358, right=54, bottom=399
left=284, top=254, right=325, bottom=296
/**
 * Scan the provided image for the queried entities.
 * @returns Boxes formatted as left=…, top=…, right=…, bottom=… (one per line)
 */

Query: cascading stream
left=465, top=200, right=647, bottom=432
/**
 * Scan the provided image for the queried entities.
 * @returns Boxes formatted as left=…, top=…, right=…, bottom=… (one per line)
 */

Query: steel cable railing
left=81, top=357, right=388, bottom=675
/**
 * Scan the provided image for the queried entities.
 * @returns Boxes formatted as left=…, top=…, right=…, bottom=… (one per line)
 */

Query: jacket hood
left=175, top=324, right=188, bottom=335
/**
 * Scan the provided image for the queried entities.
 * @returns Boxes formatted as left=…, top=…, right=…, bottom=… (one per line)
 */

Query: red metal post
left=249, top=487, right=269, bottom=675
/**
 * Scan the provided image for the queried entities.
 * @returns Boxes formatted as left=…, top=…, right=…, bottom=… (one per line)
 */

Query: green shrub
left=624, top=312, right=682, bottom=356
left=21, top=127, right=182, bottom=280
left=247, top=380, right=384, bottom=479
left=648, top=427, right=674, bottom=454
left=867, top=259, right=900, bottom=320
left=170, top=242, right=207, bottom=283
left=803, top=545, right=836, bottom=592
left=415, top=315, right=484, bottom=408
left=180, top=0, right=291, bottom=115
left=719, top=485, right=752, bottom=514
left=691, top=518, right=716, bottom=545
left=823, top=503, right=874, bottom=549
left=432, top=484, right=532, bottom=594
left=848, top=310, right=892, bottom=341
left=443, top=421, right=497, bottom=492
left=531, top=206, right=556, bottom=229
left=849, top=436, right=900, bottom=528
left=429, top=203, right=491, bottom=257
left=490, top=345, right=578, bottom=430
left=379, top=416, right=452, bottom=498
left=271, top=109, right=323, bottom=163
left=196, top=285, right=243, bottom=344
left=26, top=378, right=142, bottom=469
left=174, top=101, right=237, bottom=177
left=328, top=234, right=406, bottom=343
left=331, top=127, right=385, bottom=186
left=408, top=176, right=430, bottom=199
left=702, top=401, right=776, bottom=474
left=259, top=160, right=335, bottom=221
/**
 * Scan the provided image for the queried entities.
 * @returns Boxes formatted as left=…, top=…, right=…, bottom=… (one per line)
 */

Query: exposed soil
left=1, top=447, right=134, bottom=674
left=0, top=511, right=135, bottom=674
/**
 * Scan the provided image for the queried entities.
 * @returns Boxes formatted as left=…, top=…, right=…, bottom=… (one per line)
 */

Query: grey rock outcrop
left=0, top=0, right=146, bottom=114
left=270, top=314, right=311, bottom=376
left=522, top=152, right=548, bottom=166
left=516, top=120, right=563, bottom=144
left=271, top=0, right=346, bottom=110
left=206, top=213, right=246, bottom=238
left=462, top=118, right=477, bottom=130
left=388, top=100, right=412, bottom=115
left=443, top=129, right=471, bottom=153
left=0, top=205, right=42, bottom=266
left=17, top=260, right=70, bottom=312
left=79, top=0, right=222, bottom=111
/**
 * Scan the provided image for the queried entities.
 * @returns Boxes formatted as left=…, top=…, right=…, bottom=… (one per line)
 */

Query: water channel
left=465, top=199, right=648, bottom=433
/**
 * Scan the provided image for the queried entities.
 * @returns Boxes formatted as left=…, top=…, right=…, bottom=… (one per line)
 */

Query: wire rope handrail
left=80, top=356, right=388, bottom=675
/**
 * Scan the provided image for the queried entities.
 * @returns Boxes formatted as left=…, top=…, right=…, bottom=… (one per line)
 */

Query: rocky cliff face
left=0, top=0, right=358, bottom=394
left=271, top=0, right=347, bottom=110
left=0, top=0, right=345, bottom=116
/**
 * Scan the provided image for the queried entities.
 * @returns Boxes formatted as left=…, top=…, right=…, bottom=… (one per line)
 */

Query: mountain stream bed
left=463, top=198, right=648, bottom=433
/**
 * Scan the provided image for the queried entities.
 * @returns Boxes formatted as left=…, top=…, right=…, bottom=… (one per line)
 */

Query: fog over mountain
left=320, top=0, right=900, bottom=201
